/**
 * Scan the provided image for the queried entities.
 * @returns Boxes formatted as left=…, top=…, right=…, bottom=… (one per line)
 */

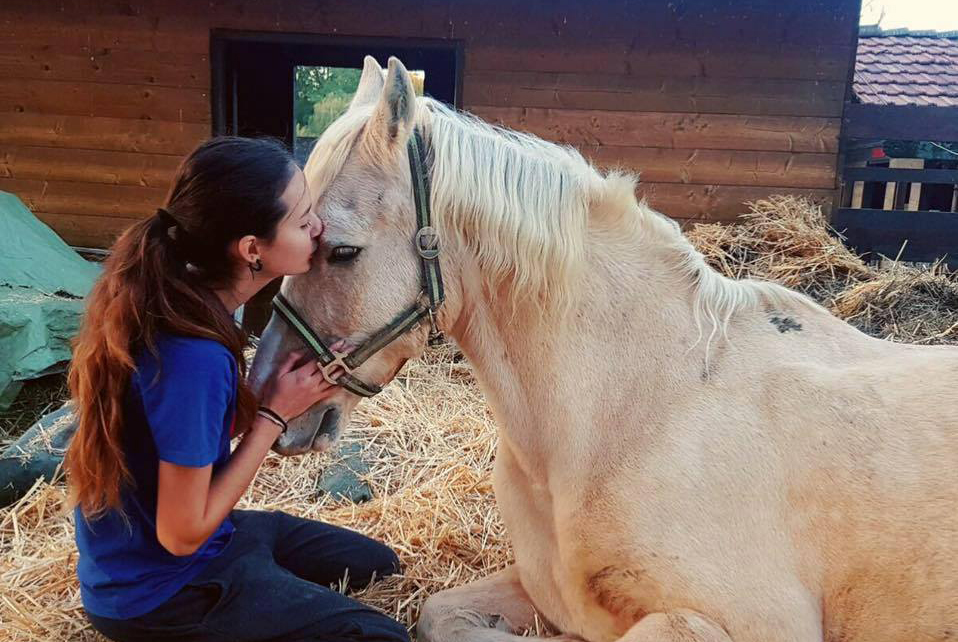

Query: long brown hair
left=66, top=136, right=296, bottom=519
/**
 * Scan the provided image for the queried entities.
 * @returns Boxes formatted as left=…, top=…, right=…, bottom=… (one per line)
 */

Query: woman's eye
left=329, top=246, right=362, bottom=263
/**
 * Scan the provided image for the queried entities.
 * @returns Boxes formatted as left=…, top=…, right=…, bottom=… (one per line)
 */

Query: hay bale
left=832, top=268, right=958, bottom=344
left=687, top=195, right=872, bottom=304
left=688, top=195, right=958, bottom=345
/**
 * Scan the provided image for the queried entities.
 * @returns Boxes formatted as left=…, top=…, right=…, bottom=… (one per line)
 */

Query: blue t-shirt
left=74, top=335, right=237, bottom=620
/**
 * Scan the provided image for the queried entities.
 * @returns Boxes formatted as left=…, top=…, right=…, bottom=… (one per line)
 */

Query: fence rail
left=833, top=208, right=958, bottom=267
left=842, top=167, right=958, bottom=184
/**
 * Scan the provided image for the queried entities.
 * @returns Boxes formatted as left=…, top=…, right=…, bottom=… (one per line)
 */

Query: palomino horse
left=249, top=56, right=957, bottom=642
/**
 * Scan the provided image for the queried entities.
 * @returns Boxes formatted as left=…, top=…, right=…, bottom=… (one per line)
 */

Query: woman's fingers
left=277, top=350, right=305, bottom=376
left=313, top=366, right=345, bottom=383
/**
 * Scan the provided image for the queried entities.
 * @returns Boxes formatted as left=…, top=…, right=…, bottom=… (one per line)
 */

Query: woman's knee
left=348, top=543, right=401, bottom=588
left=373, top=544, right=402, bottom=577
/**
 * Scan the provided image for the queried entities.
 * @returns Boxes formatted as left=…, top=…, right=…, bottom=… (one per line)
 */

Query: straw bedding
left=2, top=195, right=955, bottom=640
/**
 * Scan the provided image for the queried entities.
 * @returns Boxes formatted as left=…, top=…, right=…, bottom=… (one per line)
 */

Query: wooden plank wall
left=0, top=0, right=858, bottom=248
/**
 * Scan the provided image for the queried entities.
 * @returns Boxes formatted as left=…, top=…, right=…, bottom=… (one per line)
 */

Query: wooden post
left=882, top=182, right=896, bottom=210
left=851, top=180, right=865, bottom=208
left=883, top=158, right=923, bottom=211
left=847, top=160, right=866, bottom=209
left=900, top=158, right=924, bottom=211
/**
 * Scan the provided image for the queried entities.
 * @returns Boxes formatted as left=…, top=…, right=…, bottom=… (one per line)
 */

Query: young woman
left=65, top=137, right=409, bottom=642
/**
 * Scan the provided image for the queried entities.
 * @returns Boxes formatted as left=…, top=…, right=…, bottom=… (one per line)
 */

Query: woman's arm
left=155, top=416, right=280, bottom=556
left=155, top=350, right=342, bottom=557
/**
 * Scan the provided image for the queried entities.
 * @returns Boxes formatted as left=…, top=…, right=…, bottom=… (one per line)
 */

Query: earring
left=249, top=258, right=263, bottom=273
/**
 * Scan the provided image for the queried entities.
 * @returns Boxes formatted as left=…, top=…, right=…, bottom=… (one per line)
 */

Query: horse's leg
left=615, top=605, right=822, bottom=642
left=417, top=565, right=580, bottom=642
left=613, top=610, right=732, bottom=642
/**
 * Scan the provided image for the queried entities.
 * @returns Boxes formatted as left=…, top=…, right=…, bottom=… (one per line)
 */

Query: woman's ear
left=235, top=234, right=260, bottom=264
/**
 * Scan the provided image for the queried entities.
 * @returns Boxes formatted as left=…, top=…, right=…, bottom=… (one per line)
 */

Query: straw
left=3, top=195, right=955, bottom=640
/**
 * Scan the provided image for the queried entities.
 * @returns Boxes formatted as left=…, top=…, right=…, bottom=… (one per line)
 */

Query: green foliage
left=294, top=66, right=363, bottom=138
left=294, top=65, right=426, bottom=139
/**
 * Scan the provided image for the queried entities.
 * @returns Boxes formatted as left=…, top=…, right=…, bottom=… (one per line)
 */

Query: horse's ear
left=349, top=56, right=385, bottom=111
left=363, top=56, right=416, bottom=151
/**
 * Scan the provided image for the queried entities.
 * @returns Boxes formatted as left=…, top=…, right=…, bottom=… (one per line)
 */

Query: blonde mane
left=303, top=96, right=813, bottom=339
left=423, top=100, right=607, bottom=313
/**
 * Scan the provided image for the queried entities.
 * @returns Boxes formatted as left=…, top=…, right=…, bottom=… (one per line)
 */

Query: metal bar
left=842, top=168, right=958, bottom=184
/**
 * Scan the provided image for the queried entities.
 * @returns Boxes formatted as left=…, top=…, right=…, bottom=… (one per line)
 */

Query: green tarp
left=0, top=191, right=100, bottom=408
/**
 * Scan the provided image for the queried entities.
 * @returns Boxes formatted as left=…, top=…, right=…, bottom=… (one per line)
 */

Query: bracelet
left=256, top=406, right=288, bottom=433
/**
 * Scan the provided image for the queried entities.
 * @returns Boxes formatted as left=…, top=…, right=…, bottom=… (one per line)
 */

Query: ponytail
left=66, top=137, right=292, bottom=518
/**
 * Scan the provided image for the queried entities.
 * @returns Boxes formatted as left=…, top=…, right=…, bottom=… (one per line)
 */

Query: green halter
left=271, top=130, right=445, bottom=398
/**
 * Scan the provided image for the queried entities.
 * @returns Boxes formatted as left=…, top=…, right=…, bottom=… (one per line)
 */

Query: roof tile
left=855, top=33, right=958, bottom=106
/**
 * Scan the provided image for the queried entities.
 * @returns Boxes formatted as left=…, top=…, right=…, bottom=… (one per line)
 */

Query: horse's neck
left=446, top=229, right=706, bottom=480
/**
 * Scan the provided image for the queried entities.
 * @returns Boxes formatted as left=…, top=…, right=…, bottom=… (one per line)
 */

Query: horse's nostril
left=317, top=407, right=341, bottom=438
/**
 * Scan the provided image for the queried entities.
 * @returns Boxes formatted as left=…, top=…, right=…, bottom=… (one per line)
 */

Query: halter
left=270, top=130, right=445, bottom=398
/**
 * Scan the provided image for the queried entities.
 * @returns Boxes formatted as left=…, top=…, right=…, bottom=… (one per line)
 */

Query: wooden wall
left=0, top=0, right=858, bottom=248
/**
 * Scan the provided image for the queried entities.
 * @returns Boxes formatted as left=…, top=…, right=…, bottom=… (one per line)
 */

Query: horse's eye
left=329, top=246, right=362, bottom=263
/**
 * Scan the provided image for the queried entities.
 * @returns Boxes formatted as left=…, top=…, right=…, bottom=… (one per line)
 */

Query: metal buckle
left=415, top=226, right=440, bottom=260
left=426, top=307, right=444, bottom=346
left=319, top=351, right=353, bottom=385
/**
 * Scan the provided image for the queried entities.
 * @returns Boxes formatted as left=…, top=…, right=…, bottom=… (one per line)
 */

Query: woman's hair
left=66, top=136, right=297, bottom=519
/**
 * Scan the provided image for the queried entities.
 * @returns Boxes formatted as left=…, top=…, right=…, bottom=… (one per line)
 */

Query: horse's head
left=250, top=56, right=442, bottom=455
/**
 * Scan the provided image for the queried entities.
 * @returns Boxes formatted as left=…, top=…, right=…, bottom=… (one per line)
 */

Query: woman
left=65, top=137, right=409, bottom=642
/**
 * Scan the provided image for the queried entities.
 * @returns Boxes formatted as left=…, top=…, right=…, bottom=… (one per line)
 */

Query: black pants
left=86, top=510, right=410, bottom=642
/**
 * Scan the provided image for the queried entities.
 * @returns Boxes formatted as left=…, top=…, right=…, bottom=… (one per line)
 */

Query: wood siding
left=0, top=0, right=857, bottom=247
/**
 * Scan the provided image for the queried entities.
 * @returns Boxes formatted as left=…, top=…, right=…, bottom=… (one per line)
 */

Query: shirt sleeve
left=136, top=340, right=236, bottom=468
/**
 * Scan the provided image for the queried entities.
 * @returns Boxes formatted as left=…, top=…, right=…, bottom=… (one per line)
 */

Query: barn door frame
left=210, top=29, right=464, bottom=140
left=209, top=29, right=463, bottom=334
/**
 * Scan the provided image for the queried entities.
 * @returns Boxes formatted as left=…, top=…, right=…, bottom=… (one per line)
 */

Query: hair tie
left=155, top=207, right=179, bottom=241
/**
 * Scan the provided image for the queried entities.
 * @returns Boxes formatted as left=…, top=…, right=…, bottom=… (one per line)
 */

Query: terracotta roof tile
left=854, top=32, right=958, bottom=107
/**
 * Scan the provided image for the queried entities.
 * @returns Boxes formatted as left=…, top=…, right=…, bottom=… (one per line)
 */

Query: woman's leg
left=87, top=514, right=408, bottom=642
left=85, top=582, right=222, bottom=642
left=231, top=509, right=401, bottom=590
left=200, top=520, right=408, bottom=642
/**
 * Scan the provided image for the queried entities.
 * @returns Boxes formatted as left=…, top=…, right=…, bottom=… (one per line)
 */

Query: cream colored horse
left=249, top=56, right=958, bottom=642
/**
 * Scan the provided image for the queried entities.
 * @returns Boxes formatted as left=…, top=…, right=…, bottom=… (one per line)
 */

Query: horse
left=248, top=56, right=958, bottom=642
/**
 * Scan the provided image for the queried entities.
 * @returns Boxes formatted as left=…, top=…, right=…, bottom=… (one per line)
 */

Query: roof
left=854, top=27, right=958, bottom=107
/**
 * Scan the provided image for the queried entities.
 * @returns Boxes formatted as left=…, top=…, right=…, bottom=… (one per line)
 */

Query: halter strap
left=271, top=294, right=382, bottom=397
left=270, top=129, right=443, bottom=398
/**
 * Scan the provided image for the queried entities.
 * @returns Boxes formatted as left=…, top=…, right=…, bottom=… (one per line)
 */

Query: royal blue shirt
left=74, top=335, right=237, bottom=619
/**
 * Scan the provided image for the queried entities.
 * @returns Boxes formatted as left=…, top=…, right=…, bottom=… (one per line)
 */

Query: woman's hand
left=259, top=349, right=344, bottom=422
left=157, top=345, right=347, bottom=557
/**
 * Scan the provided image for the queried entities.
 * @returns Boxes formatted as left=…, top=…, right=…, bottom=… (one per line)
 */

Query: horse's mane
left=304, top=96, right=812, bottom=340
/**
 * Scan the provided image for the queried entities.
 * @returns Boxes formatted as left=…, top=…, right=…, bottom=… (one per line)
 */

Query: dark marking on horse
left=770, top=316, right=802, bottom=333
left=587, top=565, right=652, bottom=622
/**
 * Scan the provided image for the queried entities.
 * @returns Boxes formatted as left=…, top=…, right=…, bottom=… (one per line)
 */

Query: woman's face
left=261, top=167, right=322, bottom=276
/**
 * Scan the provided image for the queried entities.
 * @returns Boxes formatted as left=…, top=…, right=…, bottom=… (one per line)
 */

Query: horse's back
left=682, top=319, right=958, bottom=642
left=784, top=340, right=958, bottom=642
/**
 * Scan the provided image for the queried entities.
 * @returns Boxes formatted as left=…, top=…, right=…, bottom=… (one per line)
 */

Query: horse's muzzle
left=272, top=405, right=342, bottom=455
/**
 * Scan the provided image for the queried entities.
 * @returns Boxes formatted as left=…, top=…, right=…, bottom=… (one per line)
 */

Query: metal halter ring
left=415, top=226, right=440, bottom=260
left=318, top=351, right=353, bottom=386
